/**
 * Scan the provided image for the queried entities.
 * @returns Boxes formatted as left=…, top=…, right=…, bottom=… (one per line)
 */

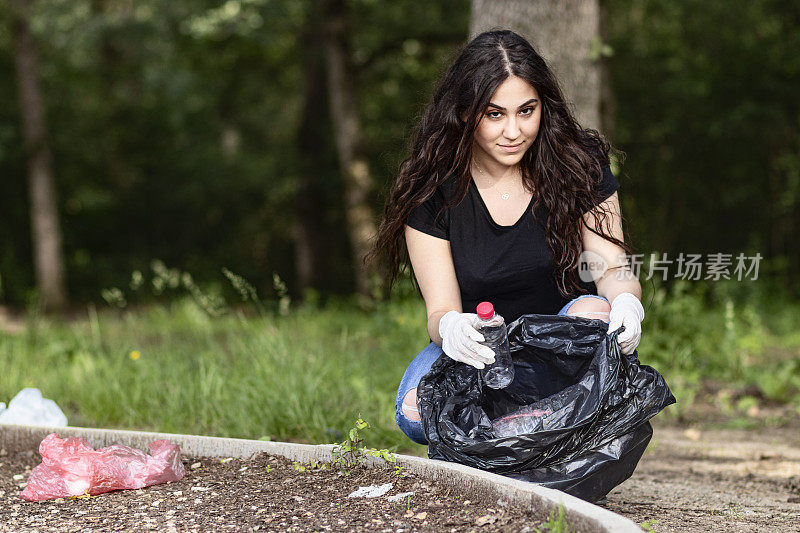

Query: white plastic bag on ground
left=0, top=388, right=68, bottom=427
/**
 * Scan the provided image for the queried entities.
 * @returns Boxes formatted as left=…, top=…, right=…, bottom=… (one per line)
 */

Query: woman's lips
left=498, top=142, right=523, bottom=153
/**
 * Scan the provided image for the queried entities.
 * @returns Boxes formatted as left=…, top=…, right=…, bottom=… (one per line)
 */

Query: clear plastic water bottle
left=476, top=301, right=514, bottom=389
left=491, top=405, right=554, bottom=437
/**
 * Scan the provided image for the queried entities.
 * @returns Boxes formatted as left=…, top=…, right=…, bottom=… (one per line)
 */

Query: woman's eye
left=487, top=111, right=502, bottom=119
left=520, top=107, right=535, bottom=116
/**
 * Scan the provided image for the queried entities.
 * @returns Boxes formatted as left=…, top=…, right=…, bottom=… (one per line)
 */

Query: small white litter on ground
left=347, top=483, right=393, bottom=498
left=387, top=491, right=415, bottom=502
left=0, top=388, right=68, bottom=427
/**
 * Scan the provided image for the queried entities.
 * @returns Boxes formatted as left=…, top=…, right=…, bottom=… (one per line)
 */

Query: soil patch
left=607, top=424, right=800, bottom=532
left=0, top=450, right=547, bottom=532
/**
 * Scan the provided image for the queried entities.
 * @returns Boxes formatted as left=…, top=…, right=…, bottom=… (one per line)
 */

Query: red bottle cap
left=476, top=301, right=494, bottom=320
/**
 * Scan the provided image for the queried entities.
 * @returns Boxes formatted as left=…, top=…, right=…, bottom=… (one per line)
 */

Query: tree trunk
left=10, top=0, right=68, bottom=311
left=470, top=0, right=602, bottom=130
left=598, top=0, right=615, bottom=137
left=321, top=0, right=377, bottom=298
left=293, top=6, right=328, bottom=293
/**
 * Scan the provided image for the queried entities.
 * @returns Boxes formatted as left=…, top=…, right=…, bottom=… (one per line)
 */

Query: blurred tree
left=9, top=0, right=67, bottom=310
left=293, top=0, right=328, bottom=293
left=322, top=0, right=378, bottom=298
left=606, top=0, right=800, bottom=293
left=0, top=0, right=473, bottom=305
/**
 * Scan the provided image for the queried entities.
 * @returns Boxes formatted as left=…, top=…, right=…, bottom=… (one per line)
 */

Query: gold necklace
left=472, top=161, right=513, bottom=200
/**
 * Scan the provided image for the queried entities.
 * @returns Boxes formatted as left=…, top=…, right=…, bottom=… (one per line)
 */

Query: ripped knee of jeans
left=565, top=297, right=611, bottom=323
left=401, top=388, right=420, bottom=422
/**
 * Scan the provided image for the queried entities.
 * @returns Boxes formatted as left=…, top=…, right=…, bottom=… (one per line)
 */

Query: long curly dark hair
left=371, top=29, right=632, bottom=297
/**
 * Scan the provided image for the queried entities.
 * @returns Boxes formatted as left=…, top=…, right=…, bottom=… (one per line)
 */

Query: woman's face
left=472, top=76, right=541, bottom=170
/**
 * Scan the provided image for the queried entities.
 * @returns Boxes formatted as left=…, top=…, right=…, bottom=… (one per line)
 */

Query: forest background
left=2, top=0, right=799, bottom=305
left=1, top=0, right=799, bottom=450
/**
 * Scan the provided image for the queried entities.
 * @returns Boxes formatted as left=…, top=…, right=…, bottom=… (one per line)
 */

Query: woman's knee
left=401, top=388, right=420, bottom=422
left=564, top=297, right=611, bottom=322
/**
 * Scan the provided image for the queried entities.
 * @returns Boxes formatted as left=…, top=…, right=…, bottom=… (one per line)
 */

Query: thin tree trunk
left=11, top=0, right=68, bottom=311
left=598, top=0, right=616, bottom=138
left=293, top=8, right=328, bottom=293
left=470, top=0, right=602, bottom=130
left=321, top=0, right=377, bottom=298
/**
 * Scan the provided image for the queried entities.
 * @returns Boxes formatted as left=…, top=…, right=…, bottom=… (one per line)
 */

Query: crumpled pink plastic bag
left=20, top=433, right=185, bottom=502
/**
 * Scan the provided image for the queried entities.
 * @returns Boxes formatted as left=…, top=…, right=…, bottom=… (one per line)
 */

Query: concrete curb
left=1, top=424, right=641, bottom=532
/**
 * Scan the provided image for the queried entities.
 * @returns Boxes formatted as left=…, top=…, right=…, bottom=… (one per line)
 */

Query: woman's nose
left=504, top=116, right=521, bottom=140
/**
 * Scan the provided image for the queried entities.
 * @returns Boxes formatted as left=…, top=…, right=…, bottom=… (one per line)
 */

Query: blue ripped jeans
left=394, top=294, right=609, bottom=445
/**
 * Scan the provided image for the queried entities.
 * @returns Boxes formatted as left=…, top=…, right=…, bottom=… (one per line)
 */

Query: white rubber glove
left=607, top=292, right=644, bottom=354
left=438, top=310, right=496, bottom=369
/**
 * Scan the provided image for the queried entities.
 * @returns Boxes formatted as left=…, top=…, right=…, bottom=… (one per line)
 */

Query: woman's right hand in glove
left=438, top=310, right=496, bottom=369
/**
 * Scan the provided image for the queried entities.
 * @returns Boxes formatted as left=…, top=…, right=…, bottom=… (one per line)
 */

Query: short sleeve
left=406, top=189, right=449, bottom=240
left=597, top=164, right=620, bottom=203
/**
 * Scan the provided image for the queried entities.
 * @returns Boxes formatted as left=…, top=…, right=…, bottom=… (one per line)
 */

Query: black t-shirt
left=406, top=165, right=619, bottom=323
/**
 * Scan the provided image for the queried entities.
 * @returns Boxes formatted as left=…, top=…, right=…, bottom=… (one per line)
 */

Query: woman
left=372, top=30, right=644, bottom=445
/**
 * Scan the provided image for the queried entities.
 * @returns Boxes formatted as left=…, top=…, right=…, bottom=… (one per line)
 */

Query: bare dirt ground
left=2, top=418, right=800, bottom=531
left=607, top=422, right=800, bottom=532
left=0, top=450, right=547, bottom=532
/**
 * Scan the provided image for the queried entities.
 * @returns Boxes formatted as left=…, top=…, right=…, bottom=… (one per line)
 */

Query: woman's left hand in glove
left=607, top=292, right=644, bottom=354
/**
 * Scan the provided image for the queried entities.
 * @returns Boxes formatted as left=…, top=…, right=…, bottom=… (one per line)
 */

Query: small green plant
left=292, top=460, right=326, bottom=473
left=391, top=494, right=414, bottom=513
left=273, top=273, right=291, bottom=315
left=101, top=287, right=127, bottom=308
left=640, top=519, right=658, bottom=532
left=330, top=416, right=402, bottom=474
left=181, top=271, right=228, bottom=317
left=265, top=465, right=272, bottom=474
left=129, top=270, right=144, bottom=291
left=727, top=502, right=744, bottom=520
left=222, top=267, right=265, bottom=316
left=534, top=504, right=570, bottom=533
left=331, top=415, right=370, bottom=467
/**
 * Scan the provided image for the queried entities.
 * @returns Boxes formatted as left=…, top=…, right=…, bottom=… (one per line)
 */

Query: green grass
left=0, top=295, right=431, bottom=454
left=535, top=504, right=571, bottom=532
left=1, top=275, right=798, bottom=454
left=638, top=277, right=800, bottom=423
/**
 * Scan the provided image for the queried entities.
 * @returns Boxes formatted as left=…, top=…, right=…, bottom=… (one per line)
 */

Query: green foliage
left=292, top=460, right=326, bottom=473
left=639, top=277, right=800, bottom=421
left=330, top=415, right=402, bottom=474
left=2, top=271, right=798, bottom=453
left=640, top=519, right=658, bottom=533
left=222, top=267, right=265, bottom=315
left=0, top=289, right=432, bottom=452
left=288, top=416, right=404, bottom=475
left=607, top=0, right=800, bottom=292
left=535, top=504, right=570, bottom=533
left=102, top=259, right=296, bottom=317
left=0, top=0, right=470, bottom=304
left=331, top=415, right=372, bottom=468
left=3, top=0, right=800, bottom=304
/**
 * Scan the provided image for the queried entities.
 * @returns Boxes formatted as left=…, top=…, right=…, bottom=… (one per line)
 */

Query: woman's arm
left=405, top=225, right=463, bottom=345
left=580, top=192, right=641, bottom=301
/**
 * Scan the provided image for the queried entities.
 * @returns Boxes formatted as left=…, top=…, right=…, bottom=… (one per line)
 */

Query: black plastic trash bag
left=417, top=314, right=675, bottom=503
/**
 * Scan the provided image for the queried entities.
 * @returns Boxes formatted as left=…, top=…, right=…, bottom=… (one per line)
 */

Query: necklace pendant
left=500, top=193, right=510, bottom=200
